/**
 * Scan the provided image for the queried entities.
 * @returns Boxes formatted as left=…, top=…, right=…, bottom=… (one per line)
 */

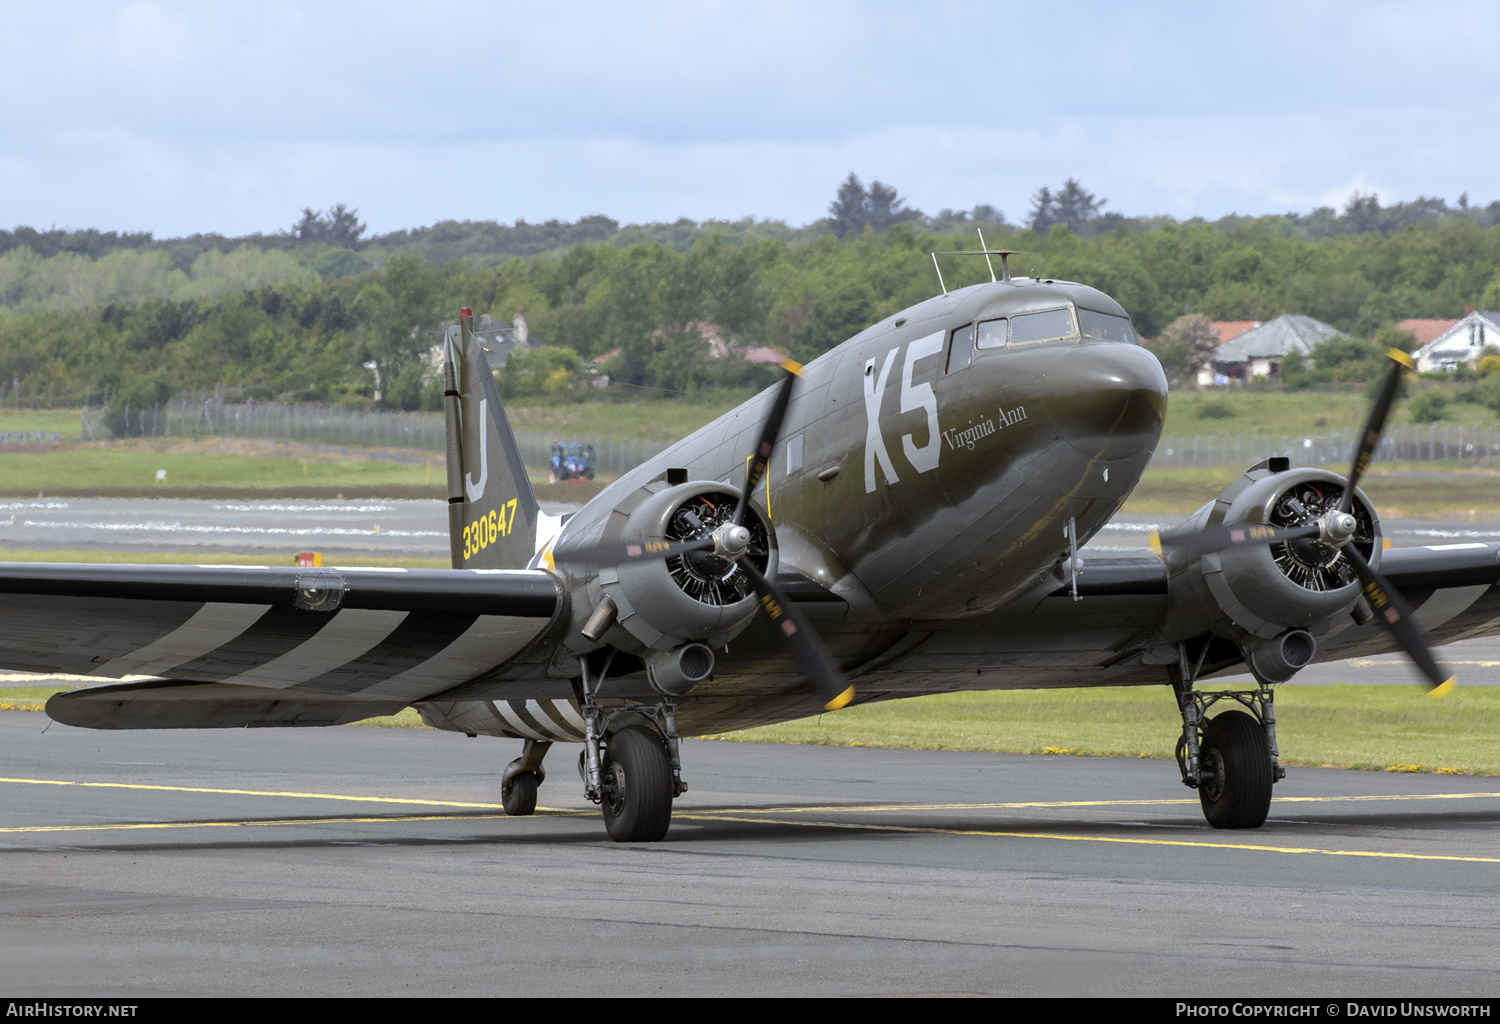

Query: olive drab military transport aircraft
left=25, top=254, right=1500, bottom=842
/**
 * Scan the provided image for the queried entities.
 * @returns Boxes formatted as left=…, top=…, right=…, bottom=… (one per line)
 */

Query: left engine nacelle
left=581, top=480, right=778, bottom=653
left=1161, top=461, right=1382, bottom=645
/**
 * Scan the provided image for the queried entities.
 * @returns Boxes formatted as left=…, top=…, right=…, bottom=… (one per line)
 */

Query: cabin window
left=946, top=323, right=974, bottom=373
left=1009, top=307, right=1077, bottom=346
left=976, top=318, right=1008, bottom=350
left=1078, top=309, right=1137, bottom=345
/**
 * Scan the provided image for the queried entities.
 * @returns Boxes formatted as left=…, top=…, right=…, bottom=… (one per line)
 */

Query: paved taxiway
left=2, top=713, right=1498, bottom=997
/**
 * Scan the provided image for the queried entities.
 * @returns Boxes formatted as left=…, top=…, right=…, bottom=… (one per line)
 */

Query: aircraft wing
left=0, top=563, right=562, bottom=729
left=1039, top=543, right=1500, bottom=677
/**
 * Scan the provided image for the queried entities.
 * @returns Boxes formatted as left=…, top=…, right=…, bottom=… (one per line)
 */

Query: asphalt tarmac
left=2, top=714, right=1497, bottom=997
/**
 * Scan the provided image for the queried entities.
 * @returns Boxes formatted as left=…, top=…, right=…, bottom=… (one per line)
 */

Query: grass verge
left=7, top=682, right=1493, bottom=776
left=1123, top=464, right=1500, bottom=519
left=698, top=685, right=1500, bottom=776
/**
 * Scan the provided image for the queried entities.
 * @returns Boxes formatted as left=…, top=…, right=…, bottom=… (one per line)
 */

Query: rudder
left=444, top=308, right=546, bottom=569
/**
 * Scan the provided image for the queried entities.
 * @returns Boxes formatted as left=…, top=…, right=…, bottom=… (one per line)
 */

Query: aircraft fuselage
left=559, top=277, right=1168, bottom=621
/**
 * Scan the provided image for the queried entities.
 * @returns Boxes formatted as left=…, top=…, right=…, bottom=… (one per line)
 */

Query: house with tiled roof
left=1395, top=318, right=1460, bottom=351
left=1210, top=314, right=1339, bottom=382
left=1412, top=311, right=1500, bottom=372
left=1195, top=321, right=1261, bottom=384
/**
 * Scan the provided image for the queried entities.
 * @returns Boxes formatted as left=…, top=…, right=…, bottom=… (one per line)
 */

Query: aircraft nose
left=1045, top=343, right=1168, bottom=460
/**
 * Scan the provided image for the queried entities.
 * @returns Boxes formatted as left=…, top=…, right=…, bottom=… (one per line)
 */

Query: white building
left=1411, top=311, right=1500, bottom=372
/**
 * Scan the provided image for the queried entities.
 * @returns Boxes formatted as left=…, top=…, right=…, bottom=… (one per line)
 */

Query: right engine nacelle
left=1162, top=461, right=1381, bottom=644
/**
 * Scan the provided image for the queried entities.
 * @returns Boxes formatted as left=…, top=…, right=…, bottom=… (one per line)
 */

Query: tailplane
left=444, top=308, right=552, bottom=569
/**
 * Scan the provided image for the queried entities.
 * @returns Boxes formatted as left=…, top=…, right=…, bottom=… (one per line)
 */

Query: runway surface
left=3, top=498, right=1495, bottom=560
left=2, top=713, right=1497, bottom=997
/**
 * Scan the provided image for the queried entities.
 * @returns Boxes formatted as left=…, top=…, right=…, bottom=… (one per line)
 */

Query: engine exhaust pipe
left=1248, top=629, right=1317, bottom=684
left=646, top=644, right=715, bottom=697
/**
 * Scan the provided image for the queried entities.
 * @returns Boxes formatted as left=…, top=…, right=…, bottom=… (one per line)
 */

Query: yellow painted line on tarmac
left=0, top=776, right=507, bottom=810
left=5, top=776, right=1497, bottom=818
left=671, top=811, right=1500, bottom=863
left=0, top=813, right=522, bottom=835
left=713, top=791, right=1500, bottom=815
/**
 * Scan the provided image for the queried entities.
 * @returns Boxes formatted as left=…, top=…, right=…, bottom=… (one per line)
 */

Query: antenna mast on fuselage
left=936, top=238, right=1022, bottom=283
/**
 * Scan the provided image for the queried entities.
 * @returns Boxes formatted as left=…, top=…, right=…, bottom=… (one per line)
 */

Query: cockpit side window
left=975, top=318, right=1007, bottom=351
left=1078, top=309, right=1137, bottom=345
left=946, top=323, right=974, bottom=373
left=1009, top=307, right=1077, bottom=346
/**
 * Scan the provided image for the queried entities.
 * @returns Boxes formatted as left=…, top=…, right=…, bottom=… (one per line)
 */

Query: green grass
left=0, top=409, right=87, bottom=435
left=701, top=685, right=1500, bottom=775
left=0, top=439, right=441, bottom=496
left=1162, top=382, right=1500, bottom=436
left=506, top=393, right=749, bottom=442
left=1123, top=463, right=1500, bottom=518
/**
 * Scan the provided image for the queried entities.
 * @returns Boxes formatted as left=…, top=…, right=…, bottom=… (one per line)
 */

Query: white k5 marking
left=864, top=350, right=900, bottom=493
left=901, top=332, right=944, bottom=474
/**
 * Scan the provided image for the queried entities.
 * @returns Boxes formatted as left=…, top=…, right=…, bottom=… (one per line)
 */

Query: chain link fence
left=75, top=395, right=675, bottom=477
left=51, top=393, right=1500, bottom=476
left=1150, top=424, right=1500, bottom=469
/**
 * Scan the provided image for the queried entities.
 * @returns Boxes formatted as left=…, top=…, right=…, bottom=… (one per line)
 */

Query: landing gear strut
left=1171, top=645, right=1281, bottom=830
left=578, top=656, right=686, bottom=842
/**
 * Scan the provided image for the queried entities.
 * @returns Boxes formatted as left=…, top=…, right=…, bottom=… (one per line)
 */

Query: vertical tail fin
left=444, top=308, right=542, bottom=569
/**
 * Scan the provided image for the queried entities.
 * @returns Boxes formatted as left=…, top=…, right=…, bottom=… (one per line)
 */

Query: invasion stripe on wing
left=357, top=615, right=551, bottom=702
left=90, top=603, right=271, bottom=678
left=291, top=611, right=483, bottom=696
left=222, top=609, right=410, bottom=689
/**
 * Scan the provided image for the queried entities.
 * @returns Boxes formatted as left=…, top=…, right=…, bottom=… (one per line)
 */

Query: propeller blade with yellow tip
left=1342, top=545, right=1455, bottom=696
left=738, top=559, right=853, bottom=712
left=1339, top=349, right=1413, bottom=514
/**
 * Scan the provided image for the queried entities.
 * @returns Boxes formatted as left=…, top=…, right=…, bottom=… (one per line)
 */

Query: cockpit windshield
left=1077, top=309, right=1137, bottom=345
left=1008, top=308, right=1077, bottom=346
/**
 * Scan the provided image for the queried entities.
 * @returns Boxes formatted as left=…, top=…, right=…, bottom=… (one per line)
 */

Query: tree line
left=3, top=178, right=1500, bottom=422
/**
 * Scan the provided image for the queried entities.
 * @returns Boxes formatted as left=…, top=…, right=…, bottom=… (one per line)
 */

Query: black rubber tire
left=1198, top=710, right=1273, bottom=829
left=600, top=727, right=673, bottom=842
left=501, top=771, right=539, bottom=816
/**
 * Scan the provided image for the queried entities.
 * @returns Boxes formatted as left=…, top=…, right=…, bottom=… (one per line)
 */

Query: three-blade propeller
left=1152, top=350, right=1454, bottom=697
left=554, top=360, right=856, bottom=712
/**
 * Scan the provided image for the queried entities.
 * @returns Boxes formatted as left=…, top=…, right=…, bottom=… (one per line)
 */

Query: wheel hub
left=1200, top=747, right=1226, bottom=802
left=601, top=762, right=627, bottom=816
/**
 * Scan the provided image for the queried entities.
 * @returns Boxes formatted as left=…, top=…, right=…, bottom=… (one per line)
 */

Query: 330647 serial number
left=463, top=499, right=519, bottom=560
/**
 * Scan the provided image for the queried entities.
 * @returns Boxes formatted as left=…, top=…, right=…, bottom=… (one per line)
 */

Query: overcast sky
left=3, top=1, right=1497, bottom=238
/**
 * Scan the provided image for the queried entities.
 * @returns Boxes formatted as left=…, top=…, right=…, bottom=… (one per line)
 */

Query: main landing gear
left=577, top=658, right=687, bottom=842
left=1171, top=647, right=1282, bottom=830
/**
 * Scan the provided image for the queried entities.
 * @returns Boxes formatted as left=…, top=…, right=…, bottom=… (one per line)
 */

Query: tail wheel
left=1198, top=710, right=1273, bottom=829
left=502, top=771, right=539, bottom=816
left=600, top=726, right=673, bottom=842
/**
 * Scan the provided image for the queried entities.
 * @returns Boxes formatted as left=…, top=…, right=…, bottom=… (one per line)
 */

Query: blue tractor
left=548, top=442, right=596, bottom=484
